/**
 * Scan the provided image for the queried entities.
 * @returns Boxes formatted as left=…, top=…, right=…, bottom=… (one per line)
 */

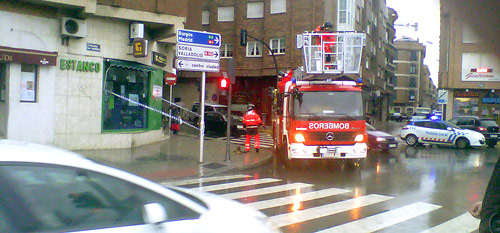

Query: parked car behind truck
left=449, top=116, right=500, bottom=147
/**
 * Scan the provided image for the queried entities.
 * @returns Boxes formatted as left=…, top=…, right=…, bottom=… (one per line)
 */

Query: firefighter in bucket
left=243, top=104, right=263, bottom=153
left=314, top=21, right=336, bottom=69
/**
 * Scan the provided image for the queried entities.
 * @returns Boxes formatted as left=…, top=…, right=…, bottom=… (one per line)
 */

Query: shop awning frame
left=107, top=59, right=156, bottom=72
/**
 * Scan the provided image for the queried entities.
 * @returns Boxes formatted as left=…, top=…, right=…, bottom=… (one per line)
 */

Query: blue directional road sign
left=177, top=29, right=221, bottom=48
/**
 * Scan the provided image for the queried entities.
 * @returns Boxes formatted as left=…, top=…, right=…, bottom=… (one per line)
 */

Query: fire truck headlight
left=354, top=134, right=365, bottom=142
left=295, top=133, right=306, bottom=143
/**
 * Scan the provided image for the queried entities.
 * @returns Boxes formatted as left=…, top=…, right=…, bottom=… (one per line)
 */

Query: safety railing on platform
left=298, top=32, right=365, bottom=75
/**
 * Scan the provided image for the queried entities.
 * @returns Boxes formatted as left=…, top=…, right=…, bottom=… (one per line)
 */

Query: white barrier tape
left=104, top=90, right=199, bottom=130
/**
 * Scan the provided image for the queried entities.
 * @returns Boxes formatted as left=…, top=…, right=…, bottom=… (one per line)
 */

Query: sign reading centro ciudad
left=175, top=29, right=220, bottom=72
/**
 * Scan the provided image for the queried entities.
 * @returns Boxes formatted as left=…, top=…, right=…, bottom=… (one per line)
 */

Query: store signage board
left=177, top=29, right=221, bottom=48
left=176, top=44, right=220, bottom=61
left=437, top=89, right=448, bottom=104
left=175, top=59, right=219, bottom=72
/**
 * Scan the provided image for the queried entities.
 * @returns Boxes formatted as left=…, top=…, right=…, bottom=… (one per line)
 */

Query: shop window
left=103, top=63, right=150, bottom=130
left=20, top=64, right=37, bottom=102
left=453, top=97, right=479, bottom=117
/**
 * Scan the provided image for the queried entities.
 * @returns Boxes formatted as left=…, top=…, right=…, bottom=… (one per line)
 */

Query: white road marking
left=191, top=178, right=281, bottom=192
left=221, top=182, right=314, bottom=200
left=268, top=194, right=393, bottom=228
left=318, top=202, right=441, bottom=232
left=247, top=187, right=352, bottom=210
left=161, top=174, right=251, bottom=186
left=420, top=212, right=480, bottom=233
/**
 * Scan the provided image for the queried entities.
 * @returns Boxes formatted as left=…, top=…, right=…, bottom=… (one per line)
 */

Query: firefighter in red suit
left=243, top=104, right=263, bottom=153
left=314, top=21, right=336, bottom=63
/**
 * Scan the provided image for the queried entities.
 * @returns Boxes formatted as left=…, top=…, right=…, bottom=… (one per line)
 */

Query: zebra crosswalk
left=227, top=132, right=274, bottom=149
left=162, top=175, right=480, bottom=233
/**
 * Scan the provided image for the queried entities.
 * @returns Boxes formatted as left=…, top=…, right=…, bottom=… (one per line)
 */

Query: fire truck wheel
left=278, top=142, right=293, bottom=167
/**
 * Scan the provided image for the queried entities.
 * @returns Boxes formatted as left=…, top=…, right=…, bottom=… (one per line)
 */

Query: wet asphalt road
left=224, top=121, right=499, bottom=232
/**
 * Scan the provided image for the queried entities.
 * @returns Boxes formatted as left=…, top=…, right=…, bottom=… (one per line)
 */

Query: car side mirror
left=142, top=203, right=168, bottom=225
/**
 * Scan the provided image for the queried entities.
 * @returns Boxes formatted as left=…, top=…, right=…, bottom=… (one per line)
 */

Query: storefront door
left=0, top=63, right=7, bottom=138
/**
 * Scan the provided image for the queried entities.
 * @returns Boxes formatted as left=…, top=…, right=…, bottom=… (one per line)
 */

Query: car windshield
left=445, top=121, right=461, bottom=129
left=292, top=91, right=364, bottom=121
left=366, top=123, right=376, bottom=131
left=481, top=119, right=499, bottom=127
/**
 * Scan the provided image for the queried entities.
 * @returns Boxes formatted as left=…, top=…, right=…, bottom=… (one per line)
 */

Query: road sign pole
left=199, top=72, right=206, bottom=163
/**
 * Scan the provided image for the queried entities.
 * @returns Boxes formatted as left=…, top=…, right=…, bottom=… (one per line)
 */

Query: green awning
left=107, top=59, right=156, bottom=72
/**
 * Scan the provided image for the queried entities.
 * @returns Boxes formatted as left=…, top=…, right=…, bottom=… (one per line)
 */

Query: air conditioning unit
left=61, top=17, right=87, bottom=38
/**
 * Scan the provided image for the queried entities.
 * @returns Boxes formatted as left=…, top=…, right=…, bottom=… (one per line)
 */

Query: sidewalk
left=76, top=129, right=273, bottom=183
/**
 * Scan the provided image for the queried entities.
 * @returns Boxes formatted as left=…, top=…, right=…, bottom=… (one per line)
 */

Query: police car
left=400, top=119, right=486, bottom=149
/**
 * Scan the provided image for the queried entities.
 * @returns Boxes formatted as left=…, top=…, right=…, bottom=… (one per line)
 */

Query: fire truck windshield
left=292, top=91, right=364, bottom=121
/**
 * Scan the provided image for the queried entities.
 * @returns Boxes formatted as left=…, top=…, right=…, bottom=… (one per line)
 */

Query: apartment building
left=177, top=0, right=397, bottom=123
left=392, top=39, right=428, bottom=116
left=439, top=0, right=500, bottom=120
left=0, top=0, right=186, bottom=149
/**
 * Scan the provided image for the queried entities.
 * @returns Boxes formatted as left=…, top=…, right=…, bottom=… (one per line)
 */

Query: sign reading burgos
left=60, top=59, right=101, bottom=72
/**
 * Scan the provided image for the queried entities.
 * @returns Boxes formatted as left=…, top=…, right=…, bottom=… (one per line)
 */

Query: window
left=246, top=41, right=263, bottom=57
left=247, top=2, right=264, bottom=18
left=202, top=10, right=209, bottom=25
left=366, top=21, right=371, bottom=34
left=409, top=65, right=416, bottom=74
left=103, top=62, right=150, bottom=130
left=356, top=6, right=361, bottom=22
left=270, top=0, right=286, bottom=14
left=270, top=38, right=286, bottom=54
left=410, top=51, right=418, bottom=61
left=0, top=63, right=5, bottom=102
left=220, top=44, right=233, bottom=58
left=218, top=6, right=234, bottom=22
left=409, top=90, right=416, bottom=101
left=414, top=121, right=430, bottom=128
left=20, top=64, right=37, bottom=102
left=409, top=77, right=416, bottom=87
left=0, top=164, right=200, bottom=232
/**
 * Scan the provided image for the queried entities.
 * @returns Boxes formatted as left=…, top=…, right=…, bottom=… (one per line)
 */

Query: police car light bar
left=471, top=68, right=493, bottom=73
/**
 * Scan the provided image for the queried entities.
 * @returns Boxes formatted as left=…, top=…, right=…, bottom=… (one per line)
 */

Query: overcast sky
left=386, top=0, right=440, bottom=86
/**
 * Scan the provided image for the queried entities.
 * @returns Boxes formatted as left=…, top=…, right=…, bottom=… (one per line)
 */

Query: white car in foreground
left=0, top=140, right=280, bottom=233
left=400, top=120, right=486, bottom=149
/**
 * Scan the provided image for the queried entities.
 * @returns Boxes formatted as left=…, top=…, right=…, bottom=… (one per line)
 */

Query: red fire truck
left=273, top=31, right=367, bottom=166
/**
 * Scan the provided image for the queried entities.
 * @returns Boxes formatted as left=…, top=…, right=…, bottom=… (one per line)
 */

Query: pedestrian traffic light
left=219, top=78, right=229, bottom=89
left=240, top=30, right=247, bottom=46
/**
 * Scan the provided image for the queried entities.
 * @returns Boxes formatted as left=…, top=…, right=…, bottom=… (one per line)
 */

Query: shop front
left=102, top=59, right=162, bottom=132
left=453, top=89, right=500, bottom=120
left=54, top=56, right=164, bottom=150
left=0, top=46, right=58, bottom=143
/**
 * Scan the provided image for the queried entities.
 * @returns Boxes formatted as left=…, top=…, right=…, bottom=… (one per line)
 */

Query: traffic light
left=240, top=30, right=247, bottom=46
left=219, top=78, right=229, bottom=89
